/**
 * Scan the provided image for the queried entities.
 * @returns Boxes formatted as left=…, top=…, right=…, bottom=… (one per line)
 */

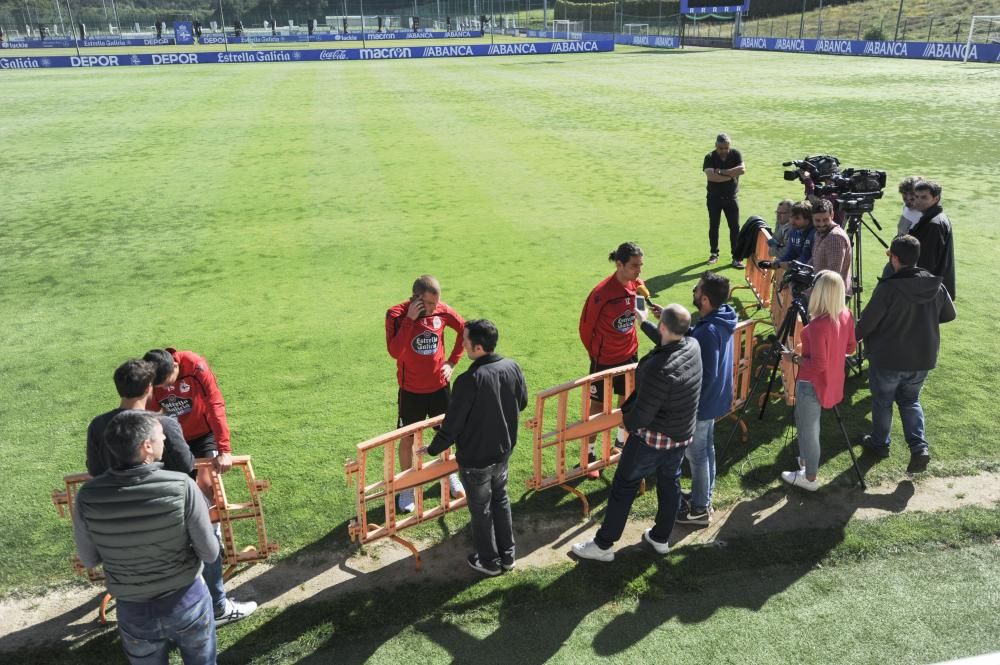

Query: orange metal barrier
left=721, top=318, right=758, bottom=441
left=524, top=364, right=635, bottom=515
left=344, top=416, right=466, bottom=571
left=52, top=456, right=278, bottom=623
left=734, top=226, right=775, bottom=315
left=767, top=270, right=802, bottom=406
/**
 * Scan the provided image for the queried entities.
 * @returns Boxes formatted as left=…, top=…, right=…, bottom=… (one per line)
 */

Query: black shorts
left=398, top=387, right=450, bottom=428
left=589, top=356, right=638, bottom=402
left=187, top=432, right=218, bottom=458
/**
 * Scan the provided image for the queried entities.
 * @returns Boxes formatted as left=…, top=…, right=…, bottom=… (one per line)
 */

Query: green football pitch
left=1, top=45, right=998, bottom=599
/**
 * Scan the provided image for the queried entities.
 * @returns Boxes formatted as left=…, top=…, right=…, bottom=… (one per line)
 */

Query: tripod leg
left=832, top=405, right=866, bottom=490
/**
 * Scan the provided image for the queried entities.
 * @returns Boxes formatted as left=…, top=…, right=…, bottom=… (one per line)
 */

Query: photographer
left=775, top=200, right=815, bottom=268
left=856, top=235, right=955, bottom=473
left=809, top=199, right=852, bottom=295
left=909, top=180, right=956, bottom=300
left=896, top=176, right=923, bottom=237
left=703, top=133, right=746, bottom=268
left=781, top=271, right=856, bottom=491
left=767, top=199, right=794, bottom=257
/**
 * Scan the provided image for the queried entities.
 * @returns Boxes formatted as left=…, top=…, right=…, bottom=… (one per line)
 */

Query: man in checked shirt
left=572, top=304, right=703, bottom=561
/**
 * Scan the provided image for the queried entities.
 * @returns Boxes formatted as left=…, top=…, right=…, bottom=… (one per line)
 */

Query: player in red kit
left=579, top=243, right=647, bottom=476
left=386, top=275, right=466, bottom=512
left=144, top=348, right=233, bottom=473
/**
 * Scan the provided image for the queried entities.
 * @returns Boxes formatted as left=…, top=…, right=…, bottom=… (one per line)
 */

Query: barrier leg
left=558, top=483, right=590, bottom=517
left=389, top=535, right=422, bottom=572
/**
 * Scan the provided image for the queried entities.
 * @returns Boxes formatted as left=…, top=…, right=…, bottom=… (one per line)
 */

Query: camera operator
left=703, top=133, right=746, bottom=268
left=896, top=176, right=923, bottom=237
left=773, top=200, right=815, bottom=269
left=856, top=235, right=955, bottom=473
left=809, top=199, right=852, bottom=295
left=908, top=179, right=956, bottom=300
left=767, top=199, right=794, bottom=257
left=780, top=271, right=856, bottom=491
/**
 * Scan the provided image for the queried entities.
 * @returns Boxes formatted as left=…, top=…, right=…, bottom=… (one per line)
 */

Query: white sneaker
left=448, top=473, right=465, bottom=498
left=643, top=528, right=670, bottom=555
left=615, top=427, right=627, bottom=446
left=397, top=488, right=415, bottom=513
left=215, top=598, right=257, bottom=626
left=572, top=539, right=614, bottom=562
left=781, top=470, right=819, bottom=492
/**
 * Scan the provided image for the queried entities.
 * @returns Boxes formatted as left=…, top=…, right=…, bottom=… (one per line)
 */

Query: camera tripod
left=844, top=210, right=889, bottom=374
left=718, top=284, right=866, bottom=489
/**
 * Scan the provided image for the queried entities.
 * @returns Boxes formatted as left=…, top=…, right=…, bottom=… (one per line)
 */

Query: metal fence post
left=927, top=16, right=933, bottom=42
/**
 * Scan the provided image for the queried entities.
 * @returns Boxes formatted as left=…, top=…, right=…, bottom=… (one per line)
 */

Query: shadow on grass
left=643, top=261, right=712, bottom=297
left=216, top=467, right=915, bottom=664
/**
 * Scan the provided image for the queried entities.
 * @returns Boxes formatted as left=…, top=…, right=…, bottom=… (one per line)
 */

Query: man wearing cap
left=703, top=133, right=746, bottom=269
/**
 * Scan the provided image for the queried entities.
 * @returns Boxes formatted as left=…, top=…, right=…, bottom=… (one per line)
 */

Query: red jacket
left=385, top=301, right=465, bottom=394
left=148, top=349, right=231, bottom=452
left=798, top=310, right=857, bottom=409
left=579, top=275, right=645, bottom=365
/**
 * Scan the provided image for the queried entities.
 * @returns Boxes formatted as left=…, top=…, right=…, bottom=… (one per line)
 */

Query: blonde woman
left=781, top=271, right=857, bottom=491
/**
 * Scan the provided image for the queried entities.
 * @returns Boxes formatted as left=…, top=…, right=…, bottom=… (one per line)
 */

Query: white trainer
left=572, top=539, right=614, bottom=562
left=397, top=488, right=416, bottom=513
left=781, top=470, right=819, bottom=492
left=643, top=528, right=670, bottom=555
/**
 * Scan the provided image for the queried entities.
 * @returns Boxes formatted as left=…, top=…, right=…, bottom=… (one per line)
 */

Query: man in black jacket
left=909, top=179, right=956, bottom=300
left=573, top=304, right=702, bottom=561
left=857, top=235, right=956, bottom=473
left=424, top=319, right=528, bottom=576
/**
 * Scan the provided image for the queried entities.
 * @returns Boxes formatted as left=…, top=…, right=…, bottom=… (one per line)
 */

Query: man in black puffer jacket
left=573, top=304, right=702, bottom=561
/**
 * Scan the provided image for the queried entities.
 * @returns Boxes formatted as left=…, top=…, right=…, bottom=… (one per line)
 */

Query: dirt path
left=2, top=472, right=998, bottom=653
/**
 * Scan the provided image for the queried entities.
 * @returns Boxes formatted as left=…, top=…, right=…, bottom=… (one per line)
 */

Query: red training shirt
left=385, top=300, right=465, bottom=394
left=579, top=275, right=645, bottom=365
left=148, top=348, right=232, bottom=453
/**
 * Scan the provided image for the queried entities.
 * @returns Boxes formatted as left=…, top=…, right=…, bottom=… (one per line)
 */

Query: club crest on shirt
left=412, top=331, right=440, bottom=356
left=613, top=311, right=636, bottom=333
left=179, top=381, right=191, bottom=393
left=432, top=316, right=442, bottom=330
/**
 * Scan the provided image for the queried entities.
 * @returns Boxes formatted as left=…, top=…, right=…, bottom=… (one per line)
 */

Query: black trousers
left=707, top=196, right=740, bottom=257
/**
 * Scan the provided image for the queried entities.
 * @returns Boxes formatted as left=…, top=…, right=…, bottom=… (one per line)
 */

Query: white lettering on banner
left=365, top=33, right=397, bottom=40
left=487, top=43, right=537, bottom=55
left=319, top=49, right=349, bottom=60
left=815, top=39, right=852, bottom=54
left=421, top=45, right=472, bottom=57
left=863, top=41, right=908, bottom=56
left=653, top=36, right=675, bottom=47
left=774, top=39, right=806, bottom=51
left=359, top=47, right=412, bottom=59
left=739, top=37, right=768, bottom=49
left=444, top=31, right=473, bottom=37
left=632, top=36, right=649, bottom=45
left=569, top=31, right=583, bottom=39
left=550, top=40, right=599, bottom=53
left=1, top=42, right=29, bottom=48
left=71, top=55, right=120, bottom=67
left=256, top=50, right=290, bottom=61
left=0, top=57, right=40, bottom=68
left=922, top=42, right=975, bottom=60
left=143, top=39, right=170, bottom=45
left=217, top=52, right=255, bottom=62
left=406, top=32, right=434, bottom=38
left=151, top=53, right=199, bottom=65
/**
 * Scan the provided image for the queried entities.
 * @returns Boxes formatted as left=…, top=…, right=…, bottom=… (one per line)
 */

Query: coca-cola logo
left=319, top=49, right=348, bottom=60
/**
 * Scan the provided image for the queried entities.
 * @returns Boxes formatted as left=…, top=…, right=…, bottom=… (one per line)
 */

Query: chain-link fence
left=0, top=0, right=690, bottom=40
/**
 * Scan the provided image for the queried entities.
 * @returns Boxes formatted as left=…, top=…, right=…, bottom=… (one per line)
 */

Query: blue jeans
left=595, top=434, right=686, bottom=548
left=459, top=461, right=515, bottom=566
left=116, top=577, right=217, bottom=665
left=684, top=419, right=716, bottom=512
left=201, top=530, right=227, bottom=615
left=868, top=366, right=929, bottom=455
left=794, top=380, right=822, bottom=478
